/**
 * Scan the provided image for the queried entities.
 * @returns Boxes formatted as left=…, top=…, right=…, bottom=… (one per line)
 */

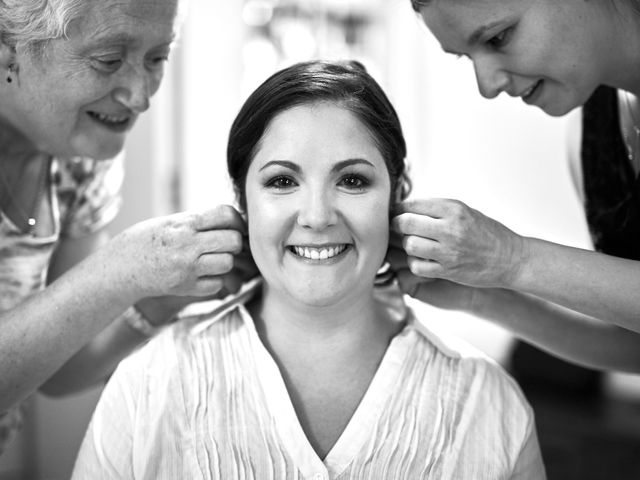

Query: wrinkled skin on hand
left=391, top=198, right=526, bottom=289
left=104, top=205, right=256, bottom=304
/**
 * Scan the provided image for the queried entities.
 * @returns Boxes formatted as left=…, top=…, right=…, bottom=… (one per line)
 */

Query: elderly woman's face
left=245, top=102, right=391, bottom=308
left=7, top=0, right=180, bottom=159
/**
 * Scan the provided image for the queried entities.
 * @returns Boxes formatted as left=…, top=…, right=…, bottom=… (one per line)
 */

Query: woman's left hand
left=391, top=198, right=527, bottom=289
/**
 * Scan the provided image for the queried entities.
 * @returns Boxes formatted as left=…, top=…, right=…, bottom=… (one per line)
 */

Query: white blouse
left=72, top=285, right=545, bottom=480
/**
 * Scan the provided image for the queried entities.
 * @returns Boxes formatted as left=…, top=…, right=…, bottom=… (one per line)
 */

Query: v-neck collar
left=236, top=303, right=412, bottom=479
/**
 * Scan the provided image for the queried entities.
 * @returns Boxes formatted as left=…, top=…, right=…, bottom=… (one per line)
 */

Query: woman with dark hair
left=389, top=0, right=640, bottom=372
left=73, top=60, right=545, bottom=479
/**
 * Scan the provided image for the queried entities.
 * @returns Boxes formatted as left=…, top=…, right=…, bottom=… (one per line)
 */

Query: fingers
left=394, top=198, right=465, bottom=218
left=391, top=212, right=441, bottom=238
left=195, top=252, right=234, bottom=278
left=194, top=205, right=247, bottom=233
left=192, top=276, right=225, bottom=296
left=406, top=256, right=442, bottom=278
left=197, top=229, right=243, bottom=254
left=402, top=234, right=441, bottom=260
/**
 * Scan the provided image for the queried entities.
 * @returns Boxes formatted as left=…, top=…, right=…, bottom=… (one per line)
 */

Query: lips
left=521, top=80, right=543, bottom=104
left=287, top=244, right=349, bottom=260
left=87, top=111, right=132, bottom=131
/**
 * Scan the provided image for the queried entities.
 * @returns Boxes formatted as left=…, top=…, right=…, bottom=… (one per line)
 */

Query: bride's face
left=245, top=101, right=391, bottom=308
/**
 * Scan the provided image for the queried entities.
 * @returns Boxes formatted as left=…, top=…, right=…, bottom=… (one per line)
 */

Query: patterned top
left=0, top=154, right=123, bottom=455
left=72, top=283, right=546, bottom=480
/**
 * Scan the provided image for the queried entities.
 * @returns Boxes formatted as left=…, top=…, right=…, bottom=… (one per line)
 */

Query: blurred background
left=2, top=0, right=640, bottom=478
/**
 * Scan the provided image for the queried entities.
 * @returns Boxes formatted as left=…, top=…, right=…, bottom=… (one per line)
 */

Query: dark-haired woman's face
left=245, top=102, right=391, bottom=308
left=419, top=0, right=613, bottom=116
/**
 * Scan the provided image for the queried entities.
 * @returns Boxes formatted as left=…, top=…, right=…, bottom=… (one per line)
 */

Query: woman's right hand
left=104, top=205, right=253, bottom=301
left=391, top=198, right=527, bottom=289
left=386, top=240, right=479, bottom=313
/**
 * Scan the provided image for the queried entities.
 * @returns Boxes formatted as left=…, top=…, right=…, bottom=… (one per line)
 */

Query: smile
left=521, top=80, right=543, bottom=104
left=288, top=244, right=349, bottom=260
left=87, top=111, right=132, bottom=131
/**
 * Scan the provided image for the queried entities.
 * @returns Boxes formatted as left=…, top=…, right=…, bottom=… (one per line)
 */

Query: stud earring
left=6, top=64, right=14, bottom=83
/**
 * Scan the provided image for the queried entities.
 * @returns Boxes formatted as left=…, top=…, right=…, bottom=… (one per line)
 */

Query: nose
left=296, top=187, right=338, bottom=231
left=473, top=54, right=509, bottom=99
left=112, top=65, right=157, bottom=113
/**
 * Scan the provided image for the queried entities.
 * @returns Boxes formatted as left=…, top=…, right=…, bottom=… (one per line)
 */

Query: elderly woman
left=73, top=60, right=545, bottom=479
left=0, top=0, right=250, bottom=454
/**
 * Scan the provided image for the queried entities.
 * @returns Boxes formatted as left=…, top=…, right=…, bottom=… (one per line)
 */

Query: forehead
left=421, top=0, right=525, bottom=46
left=68, top=0, right=181, bottom=45
left=253, top=102, right=383, bottom=164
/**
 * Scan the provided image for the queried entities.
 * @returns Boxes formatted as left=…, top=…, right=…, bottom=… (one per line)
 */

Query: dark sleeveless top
left=510, top=86, right=640, bottom=394
left=581, top=85, right=640, bottom=260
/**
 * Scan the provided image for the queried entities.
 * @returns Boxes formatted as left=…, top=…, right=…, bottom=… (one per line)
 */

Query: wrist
left=122, top=305, right=166, bottom=338
left=500, top=233, right=532, bottom=289
left=91, top=236, right=147, bottom=304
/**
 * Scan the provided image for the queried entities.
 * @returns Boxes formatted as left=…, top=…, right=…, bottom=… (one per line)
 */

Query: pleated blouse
left=72, top=285, right=545, bottom=480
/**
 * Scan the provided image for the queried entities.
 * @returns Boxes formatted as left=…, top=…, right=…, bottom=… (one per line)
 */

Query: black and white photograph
left=1, top=0, right=640, bottom=478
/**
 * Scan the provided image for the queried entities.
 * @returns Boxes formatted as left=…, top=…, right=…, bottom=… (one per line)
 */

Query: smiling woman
left=73, top=60, right=546, bottom=479
left=386, top=0, right=640, bottom=378
left=0, top=0, right=252, bottom=460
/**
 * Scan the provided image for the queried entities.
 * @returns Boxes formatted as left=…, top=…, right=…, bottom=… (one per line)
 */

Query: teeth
left=292, top=244, right=347, bottom=260
left=91, top=112, right=128, bottom=124
left=522, top=82, right=537, bottom=98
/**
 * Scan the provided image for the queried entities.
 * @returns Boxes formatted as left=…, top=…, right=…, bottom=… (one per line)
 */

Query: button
left=313, top=474, right=324, bottom=480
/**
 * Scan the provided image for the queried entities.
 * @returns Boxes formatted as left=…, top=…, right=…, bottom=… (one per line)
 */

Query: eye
left=265, top=175, right=297, bottom=190
left=146, top=51, right=170, bottom=70
left=338, top=174, right=369, bottom=190
left=486, top=27, right=513, bottom=49
left=91, top=56, right=123, bottom=73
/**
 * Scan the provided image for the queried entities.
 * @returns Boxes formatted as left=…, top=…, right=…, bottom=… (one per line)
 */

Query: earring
left=6, top=64, right=14, bottom=83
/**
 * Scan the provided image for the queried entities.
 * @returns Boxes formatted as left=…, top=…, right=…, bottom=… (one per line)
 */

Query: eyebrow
left=331, top=158, right=375, bottom=173
left=467, top=20, right=503, bottom=46
left=259, top=160, right=300, bottom=173
left=88, top=31, right=138, bottom=46
left=258, top=158, right=375, bottom=173
left=86, top=31, right=175, bottom=49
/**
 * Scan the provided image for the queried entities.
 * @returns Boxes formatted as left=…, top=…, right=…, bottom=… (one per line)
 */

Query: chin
left=285, top=281, right=349, bottom=308
left=543, top=86, right=596, bottom=117
left=74, top=140, right=125, bottom=160
left=540, top=102, right=578, bottom=117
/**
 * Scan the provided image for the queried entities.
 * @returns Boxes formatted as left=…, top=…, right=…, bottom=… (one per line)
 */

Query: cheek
left=246, top=193, right=289, bottom=267
left=149, top=70, right=164, bottom=97
left=350, top=194, right=390, bottom=255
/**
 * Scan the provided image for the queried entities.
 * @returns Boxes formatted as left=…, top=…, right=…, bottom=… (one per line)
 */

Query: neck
left=0, top=113, right=42, bottom=169
left=250, top=284, right=397, bottom=365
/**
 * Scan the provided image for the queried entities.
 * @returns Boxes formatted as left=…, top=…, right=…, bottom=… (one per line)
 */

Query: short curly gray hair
left=0, top=0, right=85, bottom=53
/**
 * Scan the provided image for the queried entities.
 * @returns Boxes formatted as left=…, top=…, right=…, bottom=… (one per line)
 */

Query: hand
left=386, top=241, right=478, bottom=312
left=104, top=205, right=248, bottom=301
left=391, top=198, right=526, bottom=288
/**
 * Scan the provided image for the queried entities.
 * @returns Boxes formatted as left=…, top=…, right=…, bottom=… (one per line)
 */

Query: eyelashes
left=338, top=174, right=369, bottom=190
left=263, top=173, right=371, bottom=191
left=265, top=175, right=296, bottom=189
left=486, top=26, right=514, bottom=50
